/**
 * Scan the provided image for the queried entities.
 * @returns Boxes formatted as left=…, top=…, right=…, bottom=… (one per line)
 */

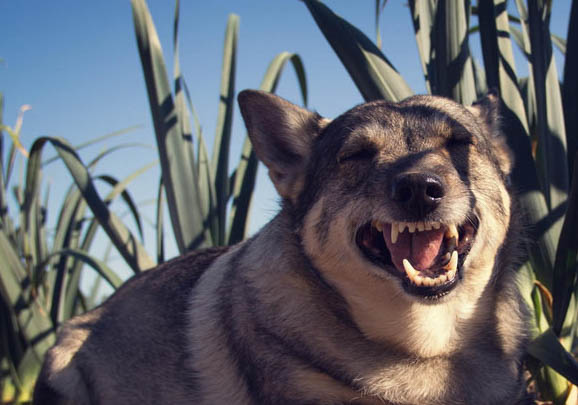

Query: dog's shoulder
left=33, top=246, right=229, bottom=405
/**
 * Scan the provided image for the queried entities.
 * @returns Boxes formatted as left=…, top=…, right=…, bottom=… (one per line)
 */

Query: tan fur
left=34, top=91, right=530, bottom=405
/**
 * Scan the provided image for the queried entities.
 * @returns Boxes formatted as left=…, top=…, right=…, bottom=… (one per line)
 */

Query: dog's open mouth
left=356, top=219, right=477, bottom=298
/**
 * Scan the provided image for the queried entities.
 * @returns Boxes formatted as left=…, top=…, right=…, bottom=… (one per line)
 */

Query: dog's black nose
left=391, top=173, right=444, bottom=216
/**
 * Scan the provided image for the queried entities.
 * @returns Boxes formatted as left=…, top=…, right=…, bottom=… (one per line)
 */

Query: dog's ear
left=238, top=90, right=328, bottom=201
left=468, top=91, right=514, bottom=176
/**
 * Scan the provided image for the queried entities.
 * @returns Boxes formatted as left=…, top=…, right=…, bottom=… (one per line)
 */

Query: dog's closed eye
left=337, top=146, right=377, bottom=164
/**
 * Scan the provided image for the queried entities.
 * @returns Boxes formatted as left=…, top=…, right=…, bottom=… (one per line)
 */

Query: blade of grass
left=211, top=14, right=239, bottom=245
left=527, top=0, right=568, bottom=213
left=528, top=328, right=578, bottom=388
left=0, top=231, right=55, bottom=362
left=43, top=249, right=123, bottom=290
left=552, top=154, right=578, bottom=336
left=304, top=0, right=413, bottom=102
left=408, top=0, right=436, bottom=94
left=563, top=0, right=577, bottom=182
left=42, top=125, right=143, bottom=166
left=131, top=0, right=210, bottom=252
left=28, top=136, right=154, bottom=273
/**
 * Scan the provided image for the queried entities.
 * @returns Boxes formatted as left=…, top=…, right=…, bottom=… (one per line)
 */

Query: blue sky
left=0, top=1, right=571, bottom=273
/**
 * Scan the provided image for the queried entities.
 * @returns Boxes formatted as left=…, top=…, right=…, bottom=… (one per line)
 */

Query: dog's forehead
left=322, top=96, right=482, bottom=153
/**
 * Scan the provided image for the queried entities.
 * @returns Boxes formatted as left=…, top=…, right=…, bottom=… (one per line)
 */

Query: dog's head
left=239, top=90, right=515, bottom=353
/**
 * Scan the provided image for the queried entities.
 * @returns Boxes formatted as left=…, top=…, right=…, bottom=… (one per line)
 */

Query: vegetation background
left=1, top=0, right=577, bottom=403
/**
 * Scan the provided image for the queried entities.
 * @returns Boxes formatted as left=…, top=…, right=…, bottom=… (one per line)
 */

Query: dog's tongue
left=383, top=224, right=445, bottom=272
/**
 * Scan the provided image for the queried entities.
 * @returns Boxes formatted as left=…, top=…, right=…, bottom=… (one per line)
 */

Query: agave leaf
left=0, top=231, right=55, bottom=361
left=408, top=0, right=436, bottom=94
left=227, top=53, right=308, bottom=244
left=131, top=0, right=210, bottom=252
left=374, top=0, right=389, bottom=49
left=97, top=164, right=157, bottom=242
left=211, top=14, right=239, bottom=245
left=42, top=126, right=142, bottom=166
left=196, top=134, right=218, bottom=244
left=172, top=0, right=205, bottom=231
left=44, top=249, right=123, bottom=290
left=563, top=0, right=577, bottom=182
left=528, top=328, right=578, bottom=388
left=304, top=0, right=413, bottom=102
left=552, top=155, right=578, bottom=337
left=179, top=77, right=218, bottom=244
left=430, top=0, right=476, bottom=104
left=527, top=1, right=568, bottom=212
left=58, top=158, right=154, bottom=322
left=28, top=136, right=154, bottom=273
left=551, top=34, right=566, bottom=55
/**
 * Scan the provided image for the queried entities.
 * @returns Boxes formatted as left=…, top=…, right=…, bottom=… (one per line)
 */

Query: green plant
left=129, top=0, right=307, bottom=259
left=304, top=0, right=577, bottom=403
left=0, top=95, right=149, bottom=402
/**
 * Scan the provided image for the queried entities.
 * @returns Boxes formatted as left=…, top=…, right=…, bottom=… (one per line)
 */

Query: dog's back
left=33, top=247, right=228, bottom=405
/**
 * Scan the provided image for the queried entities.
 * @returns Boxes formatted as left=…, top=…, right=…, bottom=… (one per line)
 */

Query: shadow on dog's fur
left=34, top=91, right=530, bottom=405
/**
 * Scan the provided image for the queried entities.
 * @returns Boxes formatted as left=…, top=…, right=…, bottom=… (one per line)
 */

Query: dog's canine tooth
left=403, top=259, right=419, bottom=278
left=417, top=222, right=425, bottom=232
left=441, top=252, right=451, bottom=265
left=391, top=224, right=399, bottom=244
left=374, top=221, right=383, bottom=232
left=443, top=251, right=458, bottom=272
left=445, top=224, right=459, bottom=240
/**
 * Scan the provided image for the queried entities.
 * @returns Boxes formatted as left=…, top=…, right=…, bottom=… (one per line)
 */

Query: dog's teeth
left=403, top=259, right=417, bottom=275
left=408, top=223, right=416, bottom=233
left=374, top=221, right=383, bottom=232
left=391, top=224, right=399, bottom=244
left=441, top=252, right=451, bottom=265
left=424, top=222, right=432, bottom=231
left=398, top=222, right=407, bottom=233
left=446, top=236, right=457, bottom=252
left=445, top=224, right=459, bottom=240
left=417, top=222, right=425, bottom=232
left=432, top=222, right=441, bottom=230
left=443, top=250, right=458, bottom=272
left=437, top=274, right=448, bottom=283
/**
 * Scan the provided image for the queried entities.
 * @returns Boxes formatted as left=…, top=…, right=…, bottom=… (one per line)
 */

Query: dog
left=33, top=90, right=530, bottom=404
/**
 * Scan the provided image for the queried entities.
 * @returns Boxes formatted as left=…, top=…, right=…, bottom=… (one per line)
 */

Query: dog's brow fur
left=34, top=91, right=532, bottom=405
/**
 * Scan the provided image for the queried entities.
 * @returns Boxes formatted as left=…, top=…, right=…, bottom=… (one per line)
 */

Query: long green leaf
left=211, top=14, right=239, bottom=245
left=304, top=0, right=413, bottom=102
left=552, top=154, right=578, bottom=336
left=430, top=0, right=476, bottom=104
left=28, top=137, right=154, bottom=273
left=131, top=0, right=210, bottom=252
left=408, top=0, right=436, bottom=94
left=42, top=125, right=142, bottom=166
left=0, top=231, right=54, bottom=363
left=528, top=328, right=578, bottom=387
left=44, top=249, right=123, bottom=290
left=527, top=0, right=568, bottom=213
left=563, top=0, right=578, bottom=182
